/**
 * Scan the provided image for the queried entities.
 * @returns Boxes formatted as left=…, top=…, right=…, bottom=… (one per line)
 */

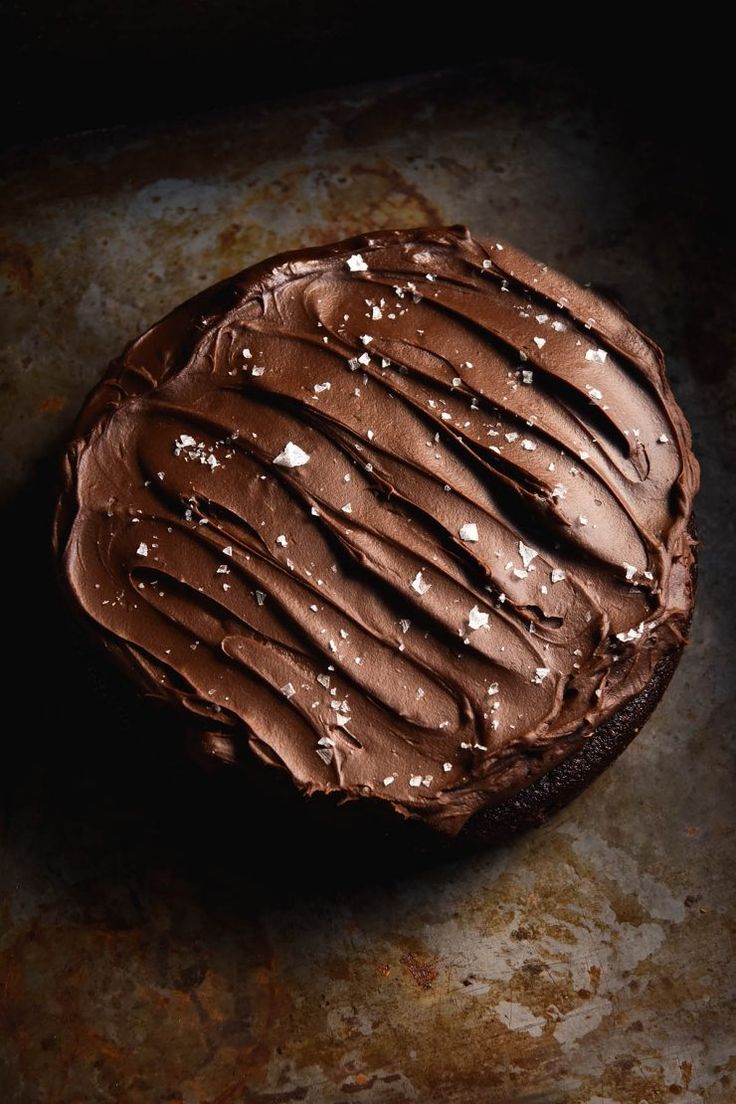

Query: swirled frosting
left=56, top=227, right=699, bottom=834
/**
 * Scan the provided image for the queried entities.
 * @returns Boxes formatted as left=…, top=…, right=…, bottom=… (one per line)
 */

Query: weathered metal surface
left=1, top=68, right=734, bottom=1103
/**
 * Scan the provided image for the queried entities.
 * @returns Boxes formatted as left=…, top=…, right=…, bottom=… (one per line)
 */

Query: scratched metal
left=1, top=68, right=734, bottom=1103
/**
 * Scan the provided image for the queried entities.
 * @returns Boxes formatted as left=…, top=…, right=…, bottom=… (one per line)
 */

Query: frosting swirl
left=56, top=227, right=699, bottom=834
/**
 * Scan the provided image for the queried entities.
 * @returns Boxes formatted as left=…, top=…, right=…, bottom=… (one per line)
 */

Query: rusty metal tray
left=1, top=66, right=734, bottom=1103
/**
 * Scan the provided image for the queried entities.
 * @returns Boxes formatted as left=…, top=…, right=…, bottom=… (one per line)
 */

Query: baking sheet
left=1, top=66, right=734, bottom=1103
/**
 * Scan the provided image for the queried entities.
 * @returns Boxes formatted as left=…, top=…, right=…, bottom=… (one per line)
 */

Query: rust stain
left=232, top=162, right=445, bottom=259
left=217, top=222, right=243, bottom=253
left=375, top=963, right=391, bottom=978
left=345, top=163, right=444, bottom=227
left=399, top=950, right=438, bottom=991
left=510, top=924, right=538, bottom=941
left=37, top=395, right=66, bottom=414
left=340, top=1073, right=376, bottom=1094
left=0, top=242, right=36, bottom=294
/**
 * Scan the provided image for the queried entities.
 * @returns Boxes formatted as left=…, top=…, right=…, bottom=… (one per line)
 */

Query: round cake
left=54, top=227, right=699, bottom=847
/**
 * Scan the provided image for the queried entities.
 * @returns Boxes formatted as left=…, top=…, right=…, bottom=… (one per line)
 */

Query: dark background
left=1, top=3, right=729, bottom=172
left=3, top=8, right=731, bottom=280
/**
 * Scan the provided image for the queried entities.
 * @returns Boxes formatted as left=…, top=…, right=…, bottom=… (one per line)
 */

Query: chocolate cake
left=54, top=227, right=699, bottom=846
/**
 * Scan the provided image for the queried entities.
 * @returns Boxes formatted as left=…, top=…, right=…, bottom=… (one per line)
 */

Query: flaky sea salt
left=616, top=623, right=645, bottom=643
left=468, top=606, right=489, bottom=630
left=585, top=348, right=608, bottom=363
left=274, top=441, right=310, bottom=468
left=411, top=572, right=430, bottom=595
left=518, top=542, right=538, bottom=569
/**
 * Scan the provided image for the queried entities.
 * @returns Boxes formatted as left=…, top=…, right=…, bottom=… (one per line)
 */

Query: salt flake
left=459, top=522, right=479, bottom=543
left=410, top=572, right=430, bottom=595
left=468, top=605, right=489, bottom=630
left=518, top=542, right=538, bottom=568
left=274, top=441, right=310, bottom=468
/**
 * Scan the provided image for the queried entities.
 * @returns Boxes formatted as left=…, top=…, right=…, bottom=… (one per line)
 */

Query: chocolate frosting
left=55, top=227, right=699, bottom=835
